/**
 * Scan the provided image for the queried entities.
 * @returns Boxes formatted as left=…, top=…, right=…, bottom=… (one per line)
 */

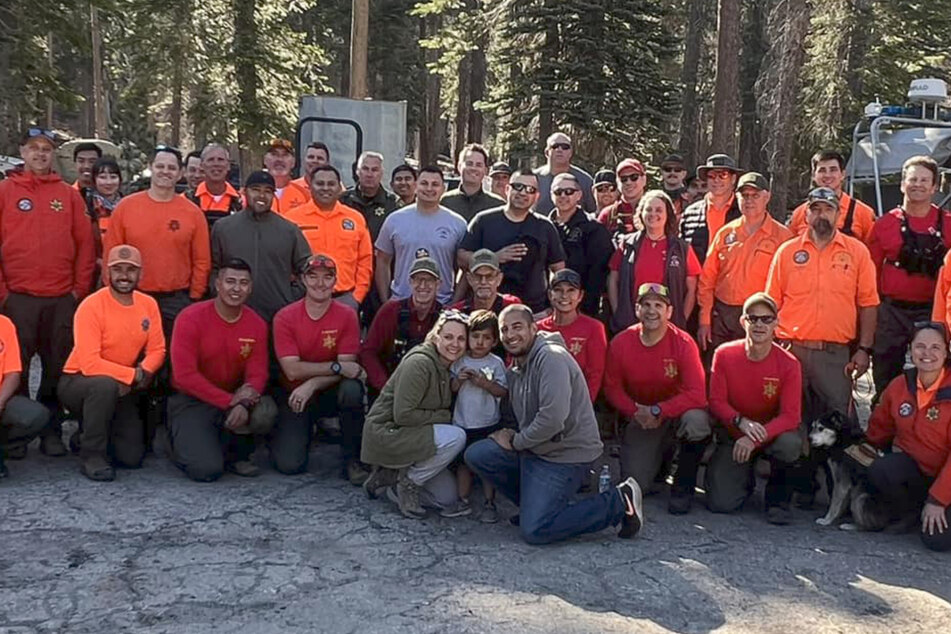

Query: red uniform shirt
left=449, top=293, right=522, bottom=314
left=536, top=313, right=607, bottom=401
left=868, top=370, right=951, bottom=506
left=609, top=237, right=701, bottom=298
left=868, top=205, right=951, bottom=304
left=360, top=298, right=441, bottom=390
left=709, top=340, right=802, bottom=446
left=273, top=299, right=360, bottom=389
left=603, top=323, right=706, bottom=420
left=0, top=169, right=95, bottom=302
left=171, top=300, right=269, bottom=410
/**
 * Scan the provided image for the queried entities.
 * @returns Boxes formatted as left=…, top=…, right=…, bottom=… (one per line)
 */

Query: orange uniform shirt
left=63, top=287, right=166, bottom=384
left=765, top=230, right=879, bottom=344
left=0, top=314, right=22, bottom=376
left=271, top=180, right=311, bottom=216
left=932, top=249, right=951, bottom=330
left=291, top=176, right=313, bottom=200
left=698, top=215, right=793, bottom=325
left=706, top=194, right=736, bottom=241
left=193, top=181, right=241, bottom=213
left=284, top=201, right=374, bottom=302
left=788, top=192, right=876, bottom=244
left=105, top=191, right=211, bottom=298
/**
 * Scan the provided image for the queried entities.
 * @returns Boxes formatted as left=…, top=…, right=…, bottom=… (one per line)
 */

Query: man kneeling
left=465, top=304, right=643, bottom=544
left=705, top=293, right=802, bottom=524
left=168, top=259, right=276, bottom=481
left=58, top=245, right=165, bottom=481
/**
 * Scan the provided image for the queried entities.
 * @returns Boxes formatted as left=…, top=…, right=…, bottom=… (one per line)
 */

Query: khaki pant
left=705, top=430, right=802, bottom=513
left=57, top=374, right=145, bottom=467
left=620, top=408, right=711, bottom=490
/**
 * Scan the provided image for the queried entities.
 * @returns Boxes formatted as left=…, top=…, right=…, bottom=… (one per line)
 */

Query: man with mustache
left=765, top=186, right=879, bottom=507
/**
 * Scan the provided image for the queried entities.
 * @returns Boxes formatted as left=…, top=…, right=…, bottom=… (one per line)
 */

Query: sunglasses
left=553, top=188, right=578, bottom=197
left=594, top=184, right=617, bottom=192
left=510, top=182, right=538, bottom=194
left=24, top=127, right=55, bottom=143
left=661, top=166, right=684, bottom=173
left=619, top=173, right=642, bottom=183
left=549, top=143, right=571, bottom=151
left=441, top=309, right=470, bottom=325
left=706, top=170, right=733, bottom=181
left=744, top=314, right=776, bottom=324
left=305, top=254, right=336, bottom=272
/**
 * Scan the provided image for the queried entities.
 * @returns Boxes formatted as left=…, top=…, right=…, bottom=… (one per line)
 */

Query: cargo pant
left=872, top=299, right=929, bottom=398
left=0, top=395, right=50, bottom=456
left=619, top=408, right=712, bottom=491
left=57, top=374, right=145, bottom=467
left=705, top=430, right=802, bottom=512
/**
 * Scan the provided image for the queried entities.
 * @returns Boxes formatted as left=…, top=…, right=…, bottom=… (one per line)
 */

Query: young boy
left=450, top=310, right=508, bottom=522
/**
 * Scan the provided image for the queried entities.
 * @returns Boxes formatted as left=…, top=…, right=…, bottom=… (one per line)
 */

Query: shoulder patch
left=342, top=218, right=355, bottom=231
left=793, top=249, right=809, bottom=264
left=898, top=401, right=913, bottom=417
left=17, top=198, right=33, bottom=212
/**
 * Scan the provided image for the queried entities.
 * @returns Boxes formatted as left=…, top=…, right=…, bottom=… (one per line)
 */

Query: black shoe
left=68, top=431, right=81, bottom=455
left=40, top=434, right=67, bottom=457
left=5, top=444, right=26, bottom=460
left=509, top=514, right=520, bottom=527
left=668, top=489, right=693, bottom=515
left=766, top=504, right=792, bottom=525
left=617, top=477, right=644, bottom=538
left=0, top=456, right=8, bottom=479
left=793, top=490, right=815, bottom=510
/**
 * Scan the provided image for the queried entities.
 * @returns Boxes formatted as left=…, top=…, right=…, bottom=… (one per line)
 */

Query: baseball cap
left=742, top=292, right=778, bottom=316
left=470, top=248, right=500, bottom=273
left=636, top=282, right=671, bottom=305
left=616, top=158, right=646, bottom=176
left=409, top=256, right=441, bottom=280
left=736, top=172, right=769, bottom=192
left=593, top=169, right=616, bottom=187
left=489, top=162, right=512, bottom=176
left=550, top=268, right=582, bottom=290
left=807, top=187, right=839, bottom=208
left=267, top=138, right=294, bottom=153
left=303, top=254, right=336, bottom=274
left=107, top=244, right=142, bottom=268
left=245, top=170, right=275, bottom=189
left=660, top=154, right=685, bottom=168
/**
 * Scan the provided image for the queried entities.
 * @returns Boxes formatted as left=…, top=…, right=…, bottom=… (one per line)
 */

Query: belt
left=332, top=289, right=355, bottom=298
left=882, top=297, right=931, bottom=310
left=784, top=339, right=848, bottom=351
left=149, top=289, right=190, bottom=299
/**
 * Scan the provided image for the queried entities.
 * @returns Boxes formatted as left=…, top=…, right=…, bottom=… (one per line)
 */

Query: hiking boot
left=480, top=500, right=499, bottom=524
left=668, top=440, right=706, bottom=515
left=396, top=470, right=425, bottom=519
left=766, top=504, right=792, bottom=525
left=227, top=460, right=261, bottom=477
left=668, top=490, right=693, bottom=515
left=5, top=444, right=26, bottom=460
left=346, top=460, right=370, bottom=486
left=617, top=477, right=644, bottom=539
left=40, top=434, right=67, bottom=457
left=439, top=500, right=472, bottom=518
left=80, top=455, right=115, bottom=482
left=363, top=466, right=397, bottom=499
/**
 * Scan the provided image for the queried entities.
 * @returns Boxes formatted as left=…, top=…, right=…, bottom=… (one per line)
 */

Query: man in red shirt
left=0, top=127, right=96, bottom=457
left=705, top=292, right=803, bottom=524
left=271, top=254, right=367, bottom=484
left=869, top=156, right=951, bottom=396
left=536, top=269, right=607, bottom=401
left=597, top=158, right=646, bottom=243
left=168, top=258, right=275, bottom=481
left=361, top=257, right=443, bottom=396
left=604, top=283, right=710, bottom=514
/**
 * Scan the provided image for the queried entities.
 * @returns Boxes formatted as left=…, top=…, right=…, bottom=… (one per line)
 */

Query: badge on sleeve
left=724, top=231, right=737, bottom=246
left=793, top=250, right=809, bottom=264
left=342, top=219, right=355, bottom=231
left=898, top=402, right=913, bottom=417
left=141, top=318, right=150, bottom=332
left=17, top=198, right=33, bottom=212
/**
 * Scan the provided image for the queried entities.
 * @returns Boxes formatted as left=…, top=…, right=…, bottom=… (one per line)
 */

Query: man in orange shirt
left=766, top=186, right=879, bottom=504
left=680, top=154, right=742, bottom=264
left=0, top=314, right=50, bottom=477
left=285, top=165, right=373, bottom=312
left=263, top=139, right=310, bottom=216
left=58, top=245, right=166, bottom=481
left=291, top=142, right=329, bottom=194
left=698, top=173, right=793, bottom=353
left=187, top=143, right=241, bottom=228
left=787, top=150, right=876, bottom=243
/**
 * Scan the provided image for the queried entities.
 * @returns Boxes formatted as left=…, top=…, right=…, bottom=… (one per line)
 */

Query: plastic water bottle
left=598, top=465, right=612, bottom=493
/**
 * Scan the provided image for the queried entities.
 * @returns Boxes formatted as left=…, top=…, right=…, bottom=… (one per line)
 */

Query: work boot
left=669, top=441, right=706, bottom=515
left=80, top=455, right=115, bottom=482
left=363, top=466, right=397, bottom=499
left=40, top=433, right=67, bottom=457
left=766, top=504, right=792, bottom=525
left=346, top=459, right=370, bottom=486
left=5, top=444, right=26, bottom=460
left=227, top=460, right=261, bottom=477
left=395, top=469, right=425, bottom=519
left=68, top=430, right=82, bottom=455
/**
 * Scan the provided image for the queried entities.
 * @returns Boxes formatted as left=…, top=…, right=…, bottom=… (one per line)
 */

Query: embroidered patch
left=118, top=246, right=133, bottom=259
left=374, top=206, right=386, bottom=217
left=663, top=358, right=678, bottom=379
left=927, top=406, right=940, bottom=421
left=415, top=247, right=430, bottom=259
left=568, top=337, right=585, bottom=356
left=322, top=330, right=338, bottom=349
left=724, top=231, right=737, bottom=246
left=342, top=218, right=355, bottom=231
left=898, top=402, right=913, bottom=417
left=141, top=318, right=150, bottom=332
left=763, top=378, right=779, bottom=398
left=17, top=198, right=32, bottom=212
left=168, top=219, right=181, bottom=232
left=50, top=199, right=63, bottom=212
left=239, top=338, right=255, bottom=359
left=668, top=254, right=681, bottom=268
left=793, top=250, right=809, bottom=264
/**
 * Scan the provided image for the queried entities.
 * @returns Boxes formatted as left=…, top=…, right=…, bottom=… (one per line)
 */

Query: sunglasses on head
left=553, top=188, right=578, bottom=197
left=913, top=320, right=949, bottom=340
left=744, top=314, right=776, bottom=324
left=510, top=182, right=538, bottom=194
left=441, top=309, right=470, bottom=325
left=619, top=173, right=642, bottom=183
left=549, top=143, right=571, bottom=151
left=24, top=127, right=55, bottom=143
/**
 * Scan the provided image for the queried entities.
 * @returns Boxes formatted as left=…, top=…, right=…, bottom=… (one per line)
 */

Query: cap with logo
left=742, top=292, right=778, bottom=316
left=697, top=154, right=742, bottom=179
left=303, top=253, right=336, bottom=274
left=489, top=162, right=512, bottom=176
left=267, top=138, right=294, bottom=153
left=616, top=158, right=646, bottom=176
left=736, top=172, right=769, bottom=192
left=245, top=170, right=276, bottom=190
left=550, top=268, right=582, bottom=290
left=470, top=248, right=500, bottom=273
left=807, top=187, right=839, bottom=208
left=107, top=244, right=142, bottom=268
left=409, top=256, right=441, bottom=280
left=593, top=169, right=617, bottom=187
left=636, top=282, right=671, bottom=305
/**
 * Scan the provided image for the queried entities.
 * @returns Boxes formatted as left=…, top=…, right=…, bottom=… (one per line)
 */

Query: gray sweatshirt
left=509, top=331, right=604, bottom=463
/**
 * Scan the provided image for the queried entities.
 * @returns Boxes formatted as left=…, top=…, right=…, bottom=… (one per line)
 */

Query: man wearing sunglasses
left=680, top=154, right=743, bottom=264
left=458, top=171, right=566, bottom=316
left=597, top=158, right=647, bottom=242
left=659, top=154, right=689, bottom=221
left=0, top=127, right=95, bottom=457
left=592, top=169, right=619, bottom=215
left=533, top=132, right=596, bottom=216
left=705, top=292, right=803, bottom=525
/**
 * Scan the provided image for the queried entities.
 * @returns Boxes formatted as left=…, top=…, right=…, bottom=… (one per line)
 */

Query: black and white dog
left=808, top=410, right=867, bottom=527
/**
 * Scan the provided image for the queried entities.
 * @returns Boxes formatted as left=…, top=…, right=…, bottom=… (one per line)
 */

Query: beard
left=813, top=218, right=834, bottom=239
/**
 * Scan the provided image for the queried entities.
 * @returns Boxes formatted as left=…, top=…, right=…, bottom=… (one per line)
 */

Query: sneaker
left=480, top=501, right=499, bottom=524
left=346, top=460, right=370, bottom=486
left=40, top=434, right=67, bottom=457
left=396, top=471, right=425, bottom=519
left=439, top=500, right=472, bottom=518
left=766, top=504, right=792, bottom=525
left=80, top=455, right=115, bottom=482
left=226, top=460, right=261, bottom=478
left=617, top=477, right=644, bottom=538
left=363, top=466, right=397, bottom=499
left=5, top=444, right=26, bottom=460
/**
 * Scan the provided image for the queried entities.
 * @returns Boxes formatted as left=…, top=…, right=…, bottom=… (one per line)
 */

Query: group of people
left=0, top=125, right=949, bottom=552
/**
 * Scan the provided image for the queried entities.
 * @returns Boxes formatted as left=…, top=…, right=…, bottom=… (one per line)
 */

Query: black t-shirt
left=461, top=208, right=566, bottom=312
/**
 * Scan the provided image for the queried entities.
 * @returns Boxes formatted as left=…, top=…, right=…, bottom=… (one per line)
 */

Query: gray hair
left=201, top=143, right=230, bottom=161
left=357, top=151, right=384, bottom=169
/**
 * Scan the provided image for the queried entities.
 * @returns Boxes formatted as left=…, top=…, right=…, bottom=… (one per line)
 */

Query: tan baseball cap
left=106, top=245, right=142, bottom=268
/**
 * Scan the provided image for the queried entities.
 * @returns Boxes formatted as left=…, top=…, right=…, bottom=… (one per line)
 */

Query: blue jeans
left=465, top=439, right=625, bottom=545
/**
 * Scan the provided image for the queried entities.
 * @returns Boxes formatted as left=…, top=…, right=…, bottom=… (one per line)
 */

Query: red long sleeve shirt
left=171, top=300, right=268, bottom=410
left=603, top=323, right=706, bottom=420
left=0, top=169, right=95, bottom=302
left=709, top=340, right=802, bottom=446
left=867, top=370, right=951, bottom=506
left=868, top=205, right=951, bottom=304
left=536, top=313, right=607, bottom=401
left=360, top=298, right=441, bottom=390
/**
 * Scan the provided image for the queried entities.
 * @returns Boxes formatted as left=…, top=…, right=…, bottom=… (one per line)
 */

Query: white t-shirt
left=451, top=353, right=507, bottom=430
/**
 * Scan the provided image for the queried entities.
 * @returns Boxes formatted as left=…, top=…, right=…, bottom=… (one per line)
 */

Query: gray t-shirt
left=451, top=353, right=508, bottom=430
left=533, top=164, right=596, bottom=215
left=375, top=204, right=468, bottom=304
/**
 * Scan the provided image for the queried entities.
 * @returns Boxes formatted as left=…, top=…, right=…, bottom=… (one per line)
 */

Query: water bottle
left=598, top=465, right=612, bottom=493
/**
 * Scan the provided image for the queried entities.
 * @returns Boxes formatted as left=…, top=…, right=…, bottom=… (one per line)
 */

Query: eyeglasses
left=553, top=188, right=578, bottom=197
left=706, top=170, right=733, bottom=181
left=549, top=143, right=571, bottom=151
left=744, top=314, right=776, bottom=324
left=619, top=173, right=642, bottom=183
left=509, top=182, right=538, bottom=194
left=24, top=127, right=55, bottom=143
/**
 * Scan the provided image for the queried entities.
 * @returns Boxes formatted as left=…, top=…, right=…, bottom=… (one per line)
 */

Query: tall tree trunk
left=417, top=14, right=442, bottom=165
left=90, top=5, right=107, bottom=138
left=738, top=0, right=767, bottom=172
left=233, top=0, right=261, bottom=177
left=844, top=0, right=872, bottom=124
left=468, top=44, right=486, bottom=142
left=711, top=0, right=740, bottom=155
left=46, top=33, right=54, bottom=130
left=678, top=0, right=706, bottom=169
left=454, top=52, right=472, bottom=163
left=349, top=0, right=369, bottom=98
left=536, top=22, right=559, bottom=154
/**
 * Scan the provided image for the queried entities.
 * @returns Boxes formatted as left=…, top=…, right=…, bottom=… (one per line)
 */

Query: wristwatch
left=331, top=361, right=342, bottom=375
left=650, top=404, right=662, bottom=418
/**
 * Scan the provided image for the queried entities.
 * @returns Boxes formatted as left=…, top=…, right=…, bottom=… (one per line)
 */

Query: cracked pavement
left=1, top=441, right=949, bottom=633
